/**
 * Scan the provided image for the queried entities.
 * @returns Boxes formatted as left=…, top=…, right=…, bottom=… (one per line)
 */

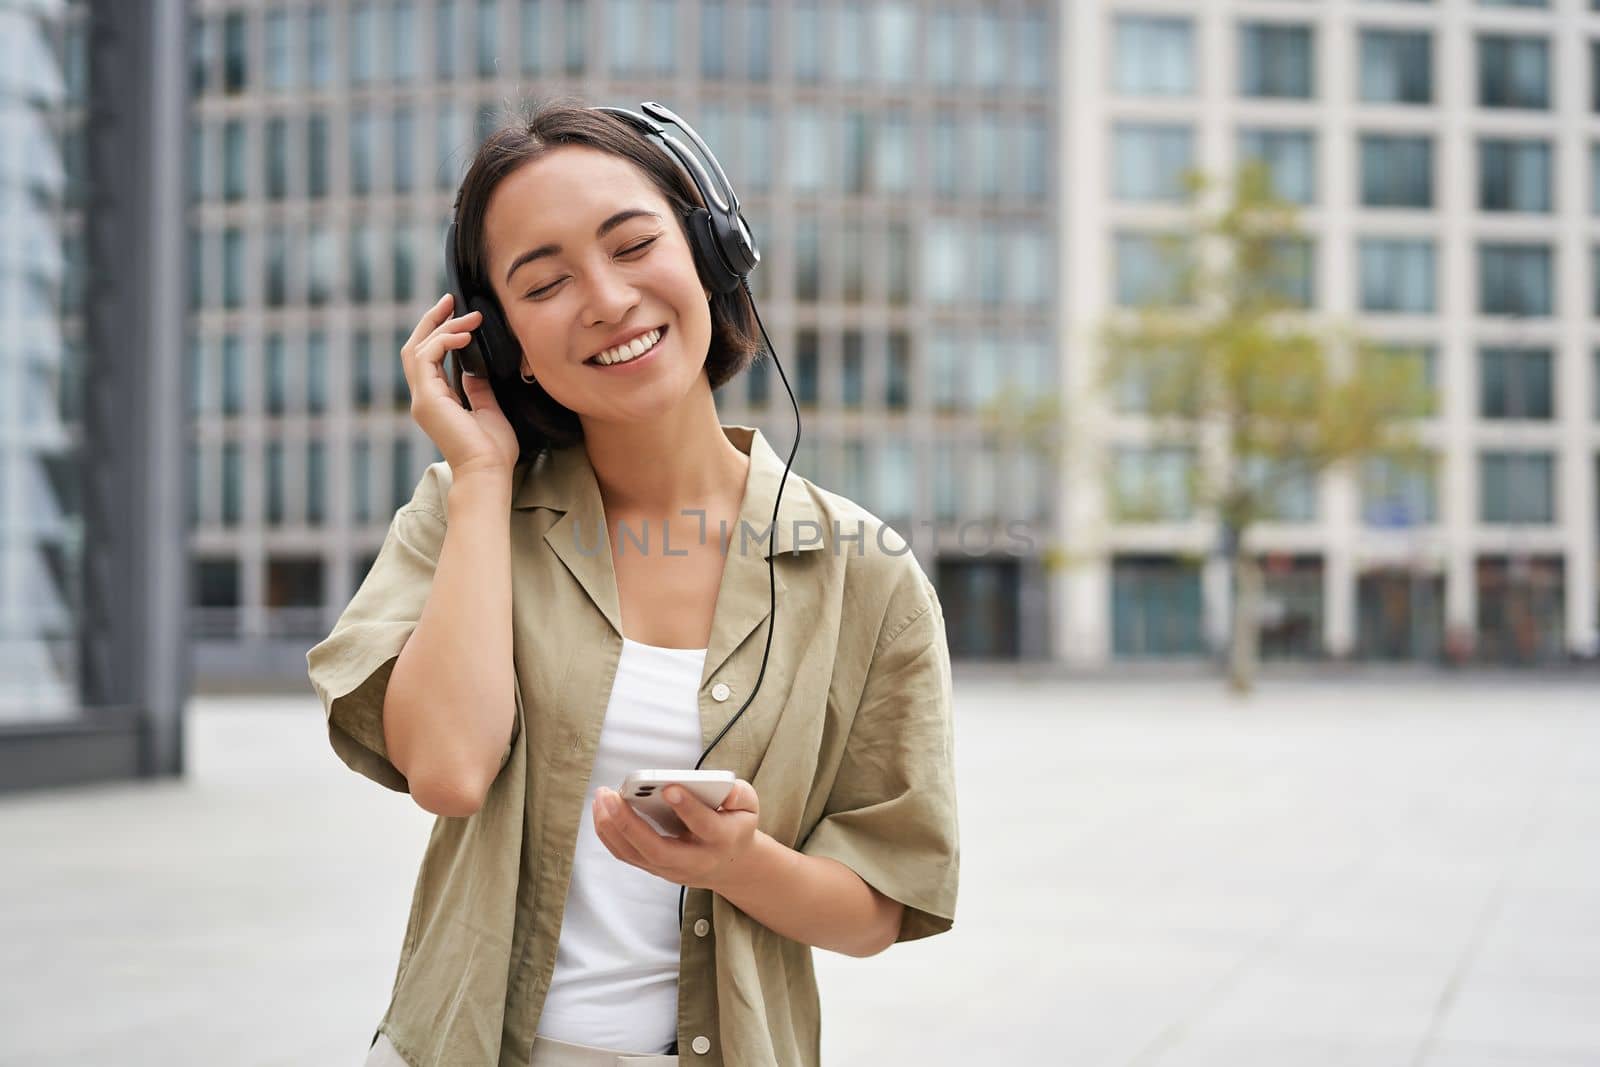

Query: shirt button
left=694, top=918, right=710, bottom=937
left=711, top=682, right=731, bottom=702
left=691, top=1036, right=711, bottom=1055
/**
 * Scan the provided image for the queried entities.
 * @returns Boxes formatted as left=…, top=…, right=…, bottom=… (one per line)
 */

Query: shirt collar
left=511, top=423, right=821, bottom=559
left=511, top=424, right=824, bottom=656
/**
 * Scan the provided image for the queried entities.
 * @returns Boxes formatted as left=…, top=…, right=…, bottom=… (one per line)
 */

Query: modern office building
left=1059, top=0, right=1600, bottom=666
left=0, top=0, right=189, bottom=792
left=184, top=0, right=1058, bottom=678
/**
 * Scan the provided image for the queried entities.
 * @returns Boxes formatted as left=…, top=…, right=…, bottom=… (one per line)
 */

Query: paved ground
left=1, top=675, right=1597, bottom=1066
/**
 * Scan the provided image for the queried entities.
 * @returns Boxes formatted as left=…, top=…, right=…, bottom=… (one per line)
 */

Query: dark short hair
left=448, top=94, right=765, bottom=461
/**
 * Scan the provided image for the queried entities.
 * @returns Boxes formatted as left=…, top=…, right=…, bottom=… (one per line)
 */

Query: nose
left=581, top=261, right=641, bottom=330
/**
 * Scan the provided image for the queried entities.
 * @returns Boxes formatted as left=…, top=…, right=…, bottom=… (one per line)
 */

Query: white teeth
left=594, top=328, right=661, bottom=365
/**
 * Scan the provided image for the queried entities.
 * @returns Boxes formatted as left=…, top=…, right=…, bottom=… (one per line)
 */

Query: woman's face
left=482, top=145, right=714, bottom=426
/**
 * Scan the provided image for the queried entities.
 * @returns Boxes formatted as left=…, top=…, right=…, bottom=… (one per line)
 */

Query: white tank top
left=534, top=636, right=708, bottom=1054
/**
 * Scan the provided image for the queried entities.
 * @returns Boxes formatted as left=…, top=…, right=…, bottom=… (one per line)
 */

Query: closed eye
left=524, top=236, right=660, bottom=300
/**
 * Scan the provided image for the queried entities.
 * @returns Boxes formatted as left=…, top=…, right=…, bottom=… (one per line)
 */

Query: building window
left=1479, top=35, right=1550, bottom=110
left=307, top=441, right=326, bottom=526
left=352, top=332, right=374, bottom=410
left=1479, top=451, right=1555, bottom=523
left=350, top=109, right=376, bottom=196
left=221, top=228, right=245, bottom=309
left=1242, top=456, right=1317, bottom=522
left=746, top=0, right=770, bottom=81
left=391, top=438, right=415, bottom=513
left=1238, top=128, right=1316, bottom=205
left=792, top=1, right=822, bottom=83
left=1479, top=139, right=1552, bottom=213
left=349, top=222, right=376, bottom=304
left=307, top=113, right=329, bottom=198
left=1112, top=446, right=1195, bottom=522
left=795, top=329, right=819, bottom=407
left=787, top=108, right=827, bottom=193
left=221, top=442, right=242, bottom=526
left=393, top=226, right=414, bottom=303
left=886, top=220, right=911, bottom=306
left=1479, top=243, right=1553, bottom=316
left=435, top=0, right=459, bottom=79
left=1113, top=16, right=1194, bottom=96
left=1240, top=23, right=1313, bottom=99
left=1261, top=237, right=1315, bottom=309
left=222, top=11, right=247, bottom=93
left=930, top=332, right=962, bottom=413
left=393, top=107, right=415, bottom=193
left=396, top=1, right=419, bottom=79
left=563, top=0, right=586, bottom=75
left=350, top=438, right=371, bottom=523
left=351, top=3, right=379, bottom=85
left=1479, top=346, right=1553, bottom=420
left=1359, top=239, right=1435, bottom=313
left=1360, top=29, right=1431, bottom=104
left=306, top=225, right=334, bottom=307
left=221, top=334, right=244, bottom=415
left=841, top=331, right=863, bottom=408
left=307, top=332, right=327, bottom=415
left=1115, top=232, right=1190, bottom=307
left=1593, top=41, right=1600, bottom=113
left=923, top=217, right=964, bottom=305
left=886, top=332, right=910, bottom=410
left=1112, top=556, right=1205, bottom=658
left=1361, top=454, right=1438, bottom=527
left=265, top=117, right=288, bottom=200
left=932, top=112, right=959, bottom=197
left=1361, top=134, right=1432, bottom=208
left=794, top=216, right=821, bottom=301
left=264, top=335, right=286, bottom=415
left=478, top=0, right=503, bottom=78
left=307, top=6, right=333, bottom=89
left=1113, top=123, right=1193, bottom=202
left=264, top=11, right=293, bottom=90
left=699, top=0, right=725, bottom=78
left=222, top=120, right=246, bottom=201
left=1368, top=343, right=1439, bottom=416
left=265, top=441, right=285, bottom=526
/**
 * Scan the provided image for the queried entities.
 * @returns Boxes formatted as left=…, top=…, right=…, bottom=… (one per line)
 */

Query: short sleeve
left=799, top=578, right=960, bottom=944
left=304, top=462, right=520, bottom=792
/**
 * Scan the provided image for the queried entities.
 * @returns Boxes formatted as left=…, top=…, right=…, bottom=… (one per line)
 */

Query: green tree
left=1099, top=164, right=1428, bottom=692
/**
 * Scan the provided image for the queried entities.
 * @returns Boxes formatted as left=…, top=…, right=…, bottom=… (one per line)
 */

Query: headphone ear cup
left=683, top=207, right=742, bottom=295
left=467, top=294, right=521, bottom=378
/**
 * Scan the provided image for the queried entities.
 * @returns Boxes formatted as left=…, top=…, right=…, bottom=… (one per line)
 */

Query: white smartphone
left=617, top=769, right=738, bottom=837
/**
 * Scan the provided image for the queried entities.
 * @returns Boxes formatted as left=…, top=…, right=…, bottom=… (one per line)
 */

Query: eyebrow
left=502, top=209, right=663, bottom=286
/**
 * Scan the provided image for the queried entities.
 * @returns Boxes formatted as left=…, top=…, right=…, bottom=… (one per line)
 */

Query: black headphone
left=443, top=102, right=800, bottom=930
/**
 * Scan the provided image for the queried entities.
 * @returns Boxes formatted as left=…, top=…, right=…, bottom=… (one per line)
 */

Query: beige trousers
left=365, top=1029, right=679, bottom=1067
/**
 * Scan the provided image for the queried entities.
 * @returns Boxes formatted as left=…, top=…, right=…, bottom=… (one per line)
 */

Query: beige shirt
left=306, top=423, right=960, bottom=1067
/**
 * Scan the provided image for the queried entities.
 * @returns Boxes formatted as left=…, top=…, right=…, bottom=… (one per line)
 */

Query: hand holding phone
left=618, top=769, right=738, bottom=837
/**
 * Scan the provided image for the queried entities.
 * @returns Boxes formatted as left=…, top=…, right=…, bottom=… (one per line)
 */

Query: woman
left=307, top=100, right=959, bottom=1067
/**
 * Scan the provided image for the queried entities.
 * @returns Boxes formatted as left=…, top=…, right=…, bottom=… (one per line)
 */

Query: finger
left=604, top=792, right=683, bottom=863
left=460, top=370, right=502, bottom=413
left=423, top=308, right=482, bottom=349
left=402, top=331, right=469, bottom=402
left=716, top=780, right=760, bottom=815
left=415, top=329, right=475, bottom=372
left=663, top=785, right=722, bottom=840
left=405, top=293, right=456, bottom=353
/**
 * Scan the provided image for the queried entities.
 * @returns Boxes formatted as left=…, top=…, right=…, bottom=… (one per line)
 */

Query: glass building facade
left=1, top=0, right=190, bottom=791
left=0, top=0, right=88, bottom=720
left=186, top=1, right=1059, bottom=672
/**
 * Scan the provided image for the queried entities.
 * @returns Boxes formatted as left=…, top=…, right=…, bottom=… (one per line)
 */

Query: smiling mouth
left=586, top=325, right=668, bottom=366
